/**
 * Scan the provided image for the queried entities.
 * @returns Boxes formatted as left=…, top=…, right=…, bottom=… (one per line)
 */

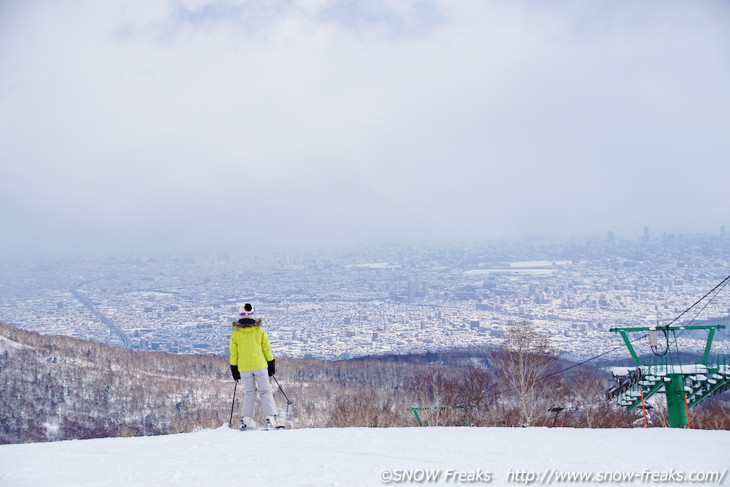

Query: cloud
left=1, top=0, right=729, bottom=257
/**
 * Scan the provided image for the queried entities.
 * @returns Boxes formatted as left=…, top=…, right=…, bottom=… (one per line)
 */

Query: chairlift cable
left=668, top=273, right=729, bottom=365
left=662, top=274, right=730, bottom=330
left=673, top=274, right=730, bottom=338
left=485, top=337, right=645, bottom=400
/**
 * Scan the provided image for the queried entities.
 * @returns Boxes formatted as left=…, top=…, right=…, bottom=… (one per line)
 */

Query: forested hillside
left=2, top=321, right=728, bottom=445
left=0, top=321, right=438, bottom=443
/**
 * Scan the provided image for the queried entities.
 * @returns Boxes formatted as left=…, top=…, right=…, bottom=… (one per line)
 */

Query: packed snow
left=0, top=426, right=727, bottom=486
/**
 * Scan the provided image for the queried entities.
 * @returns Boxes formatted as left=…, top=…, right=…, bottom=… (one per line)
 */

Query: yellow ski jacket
left=229, top=321, right=274, bottom=372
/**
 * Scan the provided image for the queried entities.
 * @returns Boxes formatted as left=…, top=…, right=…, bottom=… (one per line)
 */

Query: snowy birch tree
left=490, top=320, right=560, bottom=426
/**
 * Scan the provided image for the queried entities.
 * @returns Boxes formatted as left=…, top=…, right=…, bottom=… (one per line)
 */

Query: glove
left=267, top=359, right=275, bottom=377
left=230, top=365, right=240, bottom=381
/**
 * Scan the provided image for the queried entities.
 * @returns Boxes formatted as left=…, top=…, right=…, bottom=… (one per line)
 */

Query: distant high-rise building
left=411, top=274, right=425, bottom=298
left=721, top=226, right=726, bottom=238
left=607, top=231, right=616, bottom=245
left=641, top=226, right=650, bottom=243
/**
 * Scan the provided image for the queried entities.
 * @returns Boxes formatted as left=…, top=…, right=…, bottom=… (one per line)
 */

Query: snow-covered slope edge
left=1, top=426, right=727, bottom=487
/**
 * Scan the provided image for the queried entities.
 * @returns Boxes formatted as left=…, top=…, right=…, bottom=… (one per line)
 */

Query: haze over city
left=1, top=0, right=729, bottom=259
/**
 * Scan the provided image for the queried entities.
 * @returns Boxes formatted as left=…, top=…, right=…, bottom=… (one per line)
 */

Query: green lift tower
left=607, top=323, right=730, bottom=428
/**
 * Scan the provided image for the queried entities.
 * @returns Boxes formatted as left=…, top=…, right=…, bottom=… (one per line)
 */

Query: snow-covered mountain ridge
left=1, top=425, right=727, bottom=487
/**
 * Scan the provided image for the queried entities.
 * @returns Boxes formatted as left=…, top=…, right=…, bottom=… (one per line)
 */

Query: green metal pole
left=411, top=409, right=423, bottom=427
left=702, top=328, right=716, bottom=366
left=665, top=374, right=689, bottom=428
left=619, top=331, right=642, bottom=367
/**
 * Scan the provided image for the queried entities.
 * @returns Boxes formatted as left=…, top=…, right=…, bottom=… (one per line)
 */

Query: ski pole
left=228, top=380, right=238, bottom=427
left=272, top=375, right=293, bottom=405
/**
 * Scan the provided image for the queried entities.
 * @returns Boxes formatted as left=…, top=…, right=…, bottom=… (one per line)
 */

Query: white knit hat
left=239, top=303, right=255, bottom=319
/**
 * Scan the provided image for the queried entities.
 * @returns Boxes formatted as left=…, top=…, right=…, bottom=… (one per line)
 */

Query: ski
left=239, top=426, right=286, bottom=432
left=237, top=418, right=286, bottom=431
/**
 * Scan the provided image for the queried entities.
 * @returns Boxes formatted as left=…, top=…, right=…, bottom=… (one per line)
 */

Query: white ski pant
left=240, top=368, right=278, bottom=418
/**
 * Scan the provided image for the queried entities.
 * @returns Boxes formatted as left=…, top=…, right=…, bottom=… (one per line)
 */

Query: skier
left=229, top=303, right=280, bottom=430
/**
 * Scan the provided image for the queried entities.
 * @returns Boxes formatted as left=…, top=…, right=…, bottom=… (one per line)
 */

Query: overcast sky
left=1, top=0, right=729, bottom=258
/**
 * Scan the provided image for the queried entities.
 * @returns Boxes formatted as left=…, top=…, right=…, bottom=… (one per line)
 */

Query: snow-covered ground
left=0, top=426, right=727, bottom=486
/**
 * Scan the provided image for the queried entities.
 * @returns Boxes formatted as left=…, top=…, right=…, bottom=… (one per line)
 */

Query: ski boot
left=240, top=417, right=256, bottom=431
left=265, top=416, right=284, bottom=430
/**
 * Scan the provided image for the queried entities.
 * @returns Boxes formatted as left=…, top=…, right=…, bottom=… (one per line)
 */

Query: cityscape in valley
left=1, top=230, right=729, bottom=361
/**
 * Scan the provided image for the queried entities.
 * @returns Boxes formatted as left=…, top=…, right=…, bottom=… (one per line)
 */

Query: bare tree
left=562, top=366, right=611, bottom=428
left=490, top=320, right=561, bottom=426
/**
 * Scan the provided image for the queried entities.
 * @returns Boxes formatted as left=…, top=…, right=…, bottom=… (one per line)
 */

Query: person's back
left=229, top=304, right=279, bottom=430
left=230, top=322, right=271, bottom=372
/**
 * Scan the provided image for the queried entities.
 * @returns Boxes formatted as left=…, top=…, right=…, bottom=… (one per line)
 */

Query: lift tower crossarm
left=609, top=324, right=726, bottom=332
left=609, top=324, right=725, bottom=367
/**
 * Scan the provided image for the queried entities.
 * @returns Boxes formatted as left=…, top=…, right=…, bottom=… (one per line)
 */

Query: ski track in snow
left=0, top=426, right=728, bottom=486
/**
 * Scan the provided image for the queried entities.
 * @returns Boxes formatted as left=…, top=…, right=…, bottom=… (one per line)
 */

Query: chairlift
left=608, top=323, right=728, bottom=428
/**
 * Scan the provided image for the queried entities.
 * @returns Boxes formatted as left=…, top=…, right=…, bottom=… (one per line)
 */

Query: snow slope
left=0, top=426, right=727, bottom=486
